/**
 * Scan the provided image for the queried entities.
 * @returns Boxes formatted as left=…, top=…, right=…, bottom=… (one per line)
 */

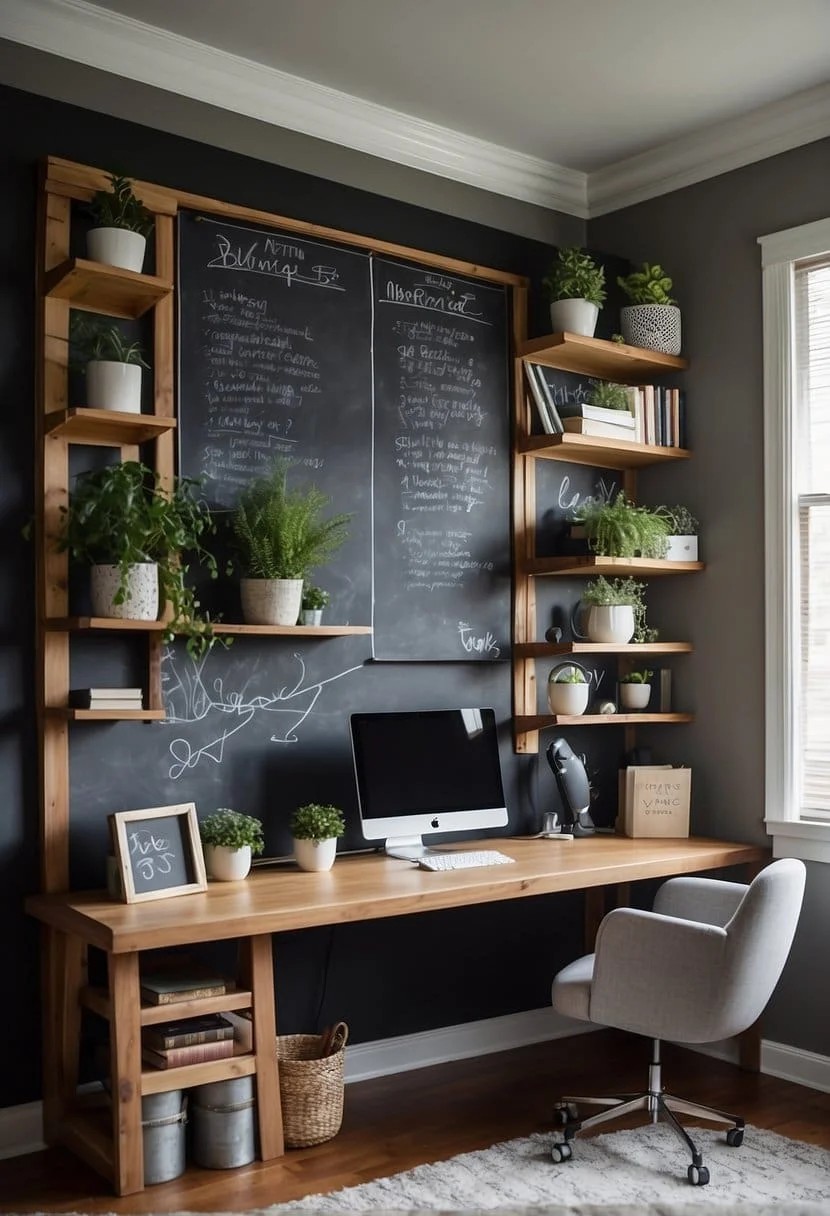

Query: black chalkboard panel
left=371, top=258, right=511, bottom=661
left=177, top=212, right=373, bottom=626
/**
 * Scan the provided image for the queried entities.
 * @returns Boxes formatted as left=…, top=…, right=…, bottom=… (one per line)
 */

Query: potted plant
left=70, top=314, right=149, bottom=414
left=299, top=584, right=329, bottom=626
left=547, top=663, right=590, bottom=716
left=571, top=492, right=669, bottom=559
left=655, top=504, right=699, bottom=562
left=289, top=803, right=345, bottom=872
left=617, top=262, right=681, bottom=355
left=543, top=247, right=606, bottom=337
left=86, top=172, right=153, bottom=272
left=581, top=575, right=656, bottom=645
left=56, top=460, right=222, bottom=658
left=200, top=808, right=265, bottom=881
left=231, top=458, right=351, bottom=626
left=618, top=669, right=654, bottom=711
left=586, top=380, right=631, bottom=412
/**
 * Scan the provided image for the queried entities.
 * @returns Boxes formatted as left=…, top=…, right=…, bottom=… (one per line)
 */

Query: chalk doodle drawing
left=161, top=647, right=362, bottom=780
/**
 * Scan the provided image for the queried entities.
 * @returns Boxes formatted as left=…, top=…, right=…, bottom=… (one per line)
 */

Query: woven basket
left=277, top=1031, right=347, bottom=1147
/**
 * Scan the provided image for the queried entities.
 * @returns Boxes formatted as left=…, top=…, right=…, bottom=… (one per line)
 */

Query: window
left=760, top=218, right=830, bottom=863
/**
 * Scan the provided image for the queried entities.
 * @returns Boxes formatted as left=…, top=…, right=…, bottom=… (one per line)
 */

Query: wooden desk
left=26, top=834, right=767, bottom=1195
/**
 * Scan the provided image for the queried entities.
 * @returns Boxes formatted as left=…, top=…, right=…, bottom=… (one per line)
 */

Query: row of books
left=69, top=686, right=144, bottom=710
left=140, top=962, right=238, bottom=1070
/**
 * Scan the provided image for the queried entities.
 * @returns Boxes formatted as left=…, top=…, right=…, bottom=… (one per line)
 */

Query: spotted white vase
left=620, top=304, right=681, bottom=356
left=86, top=227, right=147, bottom=272
left=90, top=562, right=158, bottom=620
left=293, top=837, right=337, bottom=872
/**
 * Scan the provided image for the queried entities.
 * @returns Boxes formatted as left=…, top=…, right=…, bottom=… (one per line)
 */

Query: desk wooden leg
left=41, top=928, right=86, bottom=1142
left=584, top=887, right=606, bottom=950
left=239, top=935, right=283, bottom=1159
left=109, top=953, right=144, bottom=1195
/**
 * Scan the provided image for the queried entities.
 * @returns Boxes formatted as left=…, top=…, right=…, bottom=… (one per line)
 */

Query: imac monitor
left=349, top=707, right=508, bottom=859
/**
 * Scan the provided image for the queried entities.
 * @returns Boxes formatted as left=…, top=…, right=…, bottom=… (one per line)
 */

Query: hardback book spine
left=143, top=1021, right=234, bottom=1051
left=523, top=361, right=553, bottom=434
left=533, top=365, right=564, bottom=433
left=140, top=982, right=228, bottom=1006
left=142, top=1037, right=235, bottom=1069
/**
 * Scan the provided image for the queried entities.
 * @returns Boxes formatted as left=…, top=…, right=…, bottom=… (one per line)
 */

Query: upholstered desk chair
left=550, top=858, right=806, bottom=1186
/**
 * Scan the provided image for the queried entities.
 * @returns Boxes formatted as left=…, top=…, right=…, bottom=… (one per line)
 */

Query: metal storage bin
left=191, top=1076, right=256, bottom=1169
left=142, top=1090, right=187, bottom=1185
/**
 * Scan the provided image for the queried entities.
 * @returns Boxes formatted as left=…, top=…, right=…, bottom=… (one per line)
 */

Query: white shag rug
left=264, top=1123, right=830, bottom=1215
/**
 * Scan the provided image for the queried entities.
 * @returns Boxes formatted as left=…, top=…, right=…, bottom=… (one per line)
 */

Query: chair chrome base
left=552, top=1040, right=745, bottom=1187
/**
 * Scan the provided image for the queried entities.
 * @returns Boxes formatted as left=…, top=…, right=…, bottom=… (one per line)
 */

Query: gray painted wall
left=590, top=138, right=830, bottom=1058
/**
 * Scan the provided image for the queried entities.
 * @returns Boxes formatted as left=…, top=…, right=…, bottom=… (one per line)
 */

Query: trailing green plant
left=70, top=313, right=149, bottom=368
left=289, top=803, right=345, bottom=842
left=199, top=809, right=265, bottom=854
left=586, top=380, right=630, bottom=411
left=301, top=584, right=330, bottom=610
left=543, top=247, right=606, bottom=307
left=572, top=492, right=669, bottom=559
left=655, top=504, right=699, bottom=535
left=231, top=458, right=351, bottom=581
left=582, top=575, right=657, bottom=644
left=617, top=262, right=677, bottom=306
left=56, top=460, right=224, bottom=658
left=88, top=173, right=153, bottom=237
left=620, top=669, right=653, bottom=684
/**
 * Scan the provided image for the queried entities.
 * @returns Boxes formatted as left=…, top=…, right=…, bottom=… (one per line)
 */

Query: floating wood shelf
left=525, top=556, right=705, bottom=577
left=515, top=713, right=694, bottom=731
left=45, top=617, right=372, bottom=636
left=513, top=641, right=693, bottom=658
left=44, top=257, right=173, bottom=319
left=519, top=433, right=689, bottom=469
left=80, top=985, right=253, bottom=1025
left=519, top=331, right=688, bottom=379
left=44, top=408, right=177, bottom=446
left=141, top=1052, right=257, bottom=1097
left=48, top=708, right=166, bottom=722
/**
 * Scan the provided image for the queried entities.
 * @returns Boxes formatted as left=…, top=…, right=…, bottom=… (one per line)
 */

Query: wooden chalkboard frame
left=110, top=802, right=207, bottom=903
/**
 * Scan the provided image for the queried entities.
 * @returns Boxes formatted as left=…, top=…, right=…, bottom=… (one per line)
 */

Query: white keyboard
left=418, top=850, right=516, bottom=872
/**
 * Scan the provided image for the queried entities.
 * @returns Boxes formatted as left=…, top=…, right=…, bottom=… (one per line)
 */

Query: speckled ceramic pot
left=90, top=562, right=158, bottom=620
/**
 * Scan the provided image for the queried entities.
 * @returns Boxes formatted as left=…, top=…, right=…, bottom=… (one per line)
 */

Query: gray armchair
left=550, top=858, right=806, bottom=1186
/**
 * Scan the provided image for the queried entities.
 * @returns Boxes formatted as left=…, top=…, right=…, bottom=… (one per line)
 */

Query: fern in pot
left=86, top=172, right=153, bottom=273
left=571, top=492, right=669, bottom=559
left=617, top=262, right=681, bottom=355
left=543, top=247, right=606, bottom=337
left=71, top=314, right=149, bottom=414
left=231, top=458, right=351, bottom=626
left=200, top=808, right=264, bottom=881
left=290, top=803, right=345, bottom=872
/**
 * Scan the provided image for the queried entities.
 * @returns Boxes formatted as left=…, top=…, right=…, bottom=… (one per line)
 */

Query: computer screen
left=349, top=707, right=508, bottom=859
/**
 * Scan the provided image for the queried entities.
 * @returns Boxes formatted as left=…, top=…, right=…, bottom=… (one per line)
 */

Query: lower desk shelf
left=141, top=1051, right=256, bottom=1096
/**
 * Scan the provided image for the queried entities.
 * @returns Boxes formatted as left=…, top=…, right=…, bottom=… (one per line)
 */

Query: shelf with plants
left=516, top=713, right=694, bottom=732
left=519, top=331, right=687, bottom=379
left=45, top=617, right=372, bottom=636
left=44, top=257, right=173, bottom=319
left=44, top=408, right=177, bottom=446
left=513, top=640, right=693, bottom=659
left=519, top=432, right=690, bottom=469
left=525, top=556, right=704, bottom=577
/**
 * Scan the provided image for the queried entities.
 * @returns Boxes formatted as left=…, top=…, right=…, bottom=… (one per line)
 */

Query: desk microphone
left=546, top=737, right=596, bottom=837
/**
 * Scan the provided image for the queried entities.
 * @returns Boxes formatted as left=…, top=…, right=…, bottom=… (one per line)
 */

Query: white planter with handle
left=241, top=578, right=303, bottom=625
left=86, top=227, right=147, bottom=272
left=204, top=843, right=252, bottom=881
left=293, top=837, right=337, bottom=872
left=86, top=360, right=142, bottom=413
left=586, top=604, right=635, bottom=644
left=549, top=299, right=599, bottom=337
left=547, top=681, right=590, bottom=716
left=90, top=562, right=158, bottom=620
left=619, top=683, right=652, bottom=711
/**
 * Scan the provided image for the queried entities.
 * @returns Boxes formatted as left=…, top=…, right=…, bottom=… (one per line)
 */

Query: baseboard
left=680, top=1037, right=830, bottom=1094
left=0, top=1100, right=45, bottom=1161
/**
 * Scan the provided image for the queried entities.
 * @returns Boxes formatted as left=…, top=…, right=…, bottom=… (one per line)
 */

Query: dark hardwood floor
left=1, top=1030, right=828, bottom=1213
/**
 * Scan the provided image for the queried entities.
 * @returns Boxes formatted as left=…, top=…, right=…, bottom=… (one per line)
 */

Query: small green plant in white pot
left=86, top=172, right=153, bottom=273
left=543, top=247, right=606, bottom=337
left=581, top=575, right=656, bottom=645
left=299, top=584, right=329, bottom=626
left=619, top=669, right=654, bottom=711
left=71, top=314, right=149, bottom=414
left=655, top=504, right=699, bottom=562
left=289, top=803, right=345, bottom=873
left=200, top=809, right=265, bottom=881
left=547, top=664, right=590, bottom=716
left=617, top=262, right=681, bottom=355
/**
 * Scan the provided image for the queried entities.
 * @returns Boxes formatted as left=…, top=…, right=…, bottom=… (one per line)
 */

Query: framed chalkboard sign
left=110, top=803, right=207, bottom=903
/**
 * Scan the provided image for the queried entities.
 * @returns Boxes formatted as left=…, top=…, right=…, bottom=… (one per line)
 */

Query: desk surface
left=26, top=835, right=768, bottom=954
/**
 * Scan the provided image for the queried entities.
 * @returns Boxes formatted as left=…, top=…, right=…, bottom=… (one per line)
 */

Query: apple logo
left=431, top=817, right=440, bottom=828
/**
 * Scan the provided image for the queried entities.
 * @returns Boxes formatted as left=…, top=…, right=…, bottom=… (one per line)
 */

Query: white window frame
left=760, top=217, right=830, bottom=864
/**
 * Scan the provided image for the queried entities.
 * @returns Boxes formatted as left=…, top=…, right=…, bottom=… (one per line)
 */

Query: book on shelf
left=140, top=968, right=234, bottom=1006
left=523, top=361, right=562, bottom=434
left=69, top=688, right=143, bottom=708
left=561, top=417, right=637, bottom=441
left=142, top=1037, right=235, bottom=1070
left=142, top=1012, right=235, bottom=1052
left=556, top=402, right=636, bottom=428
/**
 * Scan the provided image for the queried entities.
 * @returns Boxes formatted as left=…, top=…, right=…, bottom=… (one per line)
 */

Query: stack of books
left=140, top=964, right=234, bottom=1006
left=627, top=385, right=686, bottom=447
left=69, top=686, right=144, bottom=711
left=142, top=1012, right=236, bottom=1070
left=558, top=401, right=636, bottom=441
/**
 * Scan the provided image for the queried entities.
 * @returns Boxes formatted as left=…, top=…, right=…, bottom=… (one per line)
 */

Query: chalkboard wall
left=0, top=81, right=623, bottom=1110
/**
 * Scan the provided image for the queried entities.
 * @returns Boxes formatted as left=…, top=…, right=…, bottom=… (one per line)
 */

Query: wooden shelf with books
left=44, top=257, right=173, bottom=319
left=141, top=1052, right=256, bottom=1096
left=519, top=433, right=689, bottom=469
left=519, top=331, right=688, bottom=379
left=80, top=984, right=254, bottom=1024
left=44, top=408, right=177, bottom=446
left=48, top=707, right=166, bottom=722
left=513, top=640, right=693, bottom=659
left=525, top=556, right=705, bottom=577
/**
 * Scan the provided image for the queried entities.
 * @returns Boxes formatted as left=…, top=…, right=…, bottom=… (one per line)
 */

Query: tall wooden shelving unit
left=511, top=331, right=701, bottom=755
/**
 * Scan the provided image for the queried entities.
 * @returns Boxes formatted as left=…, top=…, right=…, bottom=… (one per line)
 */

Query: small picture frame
left=109, top=803, right=207, bottom=904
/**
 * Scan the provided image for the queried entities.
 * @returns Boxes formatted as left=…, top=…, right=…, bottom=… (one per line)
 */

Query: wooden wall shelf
left=519, top=434, right=690, bottom=469
left=513, top=641, right=693, bottom=658
left=45, top=617, right=372, bottom=636
left=515, top=713, right=694, bottom=731
left=49, top=708, right=167, bottom=722
left=44, top=258, right=173, bottom=319
left=525, top=556, right=705, bottom=577
left=80, top=985, right=254, bottom=1025
left=44, top=408, right=177, bottom=446
left=519, top=331, right=688, bottom=379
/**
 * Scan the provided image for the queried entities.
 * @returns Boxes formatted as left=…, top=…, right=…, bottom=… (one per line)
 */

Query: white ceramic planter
left=665, top=535, right=698, bottom=562
left=586, top=604, right=635, bottom=644
left=86, top=360, right=142, bottom=413
left=547, top=680, right=590, bottom=716
left=86, top=227, right=147, bottom=272
left=90, top=562, right=158, bottom=620
left=300, top=608, right=323, bottom=626
left=620, top=304, right=681, bottom=356
left=293, top=836, right=337, bottom=872
left=205, top=843, right=252, bottom=881
left=619, top=683, right=652, bottom=711
left=240, top=578, right=303, bottom=625
left=549, top=299, right=599, bottom=338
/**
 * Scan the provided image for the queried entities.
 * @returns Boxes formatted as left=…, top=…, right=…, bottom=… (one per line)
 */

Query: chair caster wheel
left=551, top=1141, right=573, bottom=1163
left=726, top=1127, right=744, bottom=1147
left=553, top=1102, right=578, bottom=1126
left=687, top=1163, right=710, bottom=1186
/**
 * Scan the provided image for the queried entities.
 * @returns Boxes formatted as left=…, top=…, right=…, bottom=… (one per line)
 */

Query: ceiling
left=4, top=0, right=830, bottom=216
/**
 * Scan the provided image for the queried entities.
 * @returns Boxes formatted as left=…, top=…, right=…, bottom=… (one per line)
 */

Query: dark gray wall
left=590, top=138, right=830, bottom=1058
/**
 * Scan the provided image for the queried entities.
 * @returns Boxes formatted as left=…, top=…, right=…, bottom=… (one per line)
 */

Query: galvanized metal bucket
left=142, top=1090, right=188, bottom=1185
left=191, top=1076, right=256, bottom=1169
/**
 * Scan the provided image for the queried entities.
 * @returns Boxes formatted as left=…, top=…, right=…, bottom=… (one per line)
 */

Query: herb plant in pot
left=231, top=458, right=351, bottom=626
left=200, top=808, right=265, bottom=881
left=71, top=314, right=149, bottom=414
left=617, top=262, right=681, bottom=355
left=543, top=247, right=606, bottom=338
left=299, top=584, right=329, bottom=626
left=547, top=663, right=591, bottom=716
left=86, top=173, right=153, bottom=273
left=619, top=669, right=654, bottom=711
left=289, top=803, right=345, bottom=873
left=57, top=460, right=221, bottom=657
left=580, top=575, right=655, bottom=645
left=655, top=504, right=699, bottom=562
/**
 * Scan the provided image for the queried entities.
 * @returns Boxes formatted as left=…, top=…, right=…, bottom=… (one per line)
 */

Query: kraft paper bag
left=622, top=765, right=691, bottom=837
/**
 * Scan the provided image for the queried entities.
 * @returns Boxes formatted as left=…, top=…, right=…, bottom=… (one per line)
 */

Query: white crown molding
left=0, top=0, right=588, bottom=218
left=588, top=82, right=830, bottom=218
